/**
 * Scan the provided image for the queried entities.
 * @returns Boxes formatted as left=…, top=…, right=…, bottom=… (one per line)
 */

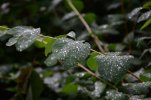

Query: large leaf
left=96, top=52, right=133, bottom=83
left=44, top=38, right=91, bottom=69
left=5, top=26, right=40, bottom=51
left=120, top=82, right=151, bottom=95
left=105, top=90, right=128, bottom=100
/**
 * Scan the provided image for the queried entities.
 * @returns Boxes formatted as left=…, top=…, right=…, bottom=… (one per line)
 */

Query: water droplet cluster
left=105, top=90, right=128, bottom=100
left=120, top=82, right=151, bottom=95
left=5, top=26, right=40, bottom=51
left=96, top=52, right=133, bottom=83
left=45, top=38, right=91, bottom=69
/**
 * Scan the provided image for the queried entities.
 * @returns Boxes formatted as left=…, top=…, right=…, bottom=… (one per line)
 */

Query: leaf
left=128, top=7, right=143, bottom=19
left=44, top=37, right=56, bottom=56
left=137, top=10, right=151, bottom=23
left=91, top=81, right=106, bottom=98
left=143, top=1, right=151, bottom=8
left=105, top=90, right=128, bottom=100
left=84, top=13, right=96, bottom=24
left=5, top=26, right=40, bottom=51
left=96, top=52, right=133, bottom=83
left=30, top=70, right=43, bottom=100
left=120, top=82, right=151, bottom=95
left=140, top=18, right=151, bottom=30
left=0, top=26, right=9, bottom=37
left=44, top=38, right=91, bottom=69
left=140, top=72, right=151, bottom=82
left=62, top=83, right=78, bottom=94
left=87, top=52, right=99, bottom=71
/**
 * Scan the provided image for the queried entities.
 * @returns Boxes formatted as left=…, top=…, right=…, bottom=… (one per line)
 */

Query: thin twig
left=77, top=63, right=118, bottom=90
left=67, top=0, right=105, bottom=53
left=127, top=70, right=143, bottom=82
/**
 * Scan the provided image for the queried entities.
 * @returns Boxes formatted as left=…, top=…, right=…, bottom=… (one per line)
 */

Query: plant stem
left=67, top=0, right=105, bottom=53
left=77, top=63, right=118, bottom=90
left=127, top=70, right=143, bottom=82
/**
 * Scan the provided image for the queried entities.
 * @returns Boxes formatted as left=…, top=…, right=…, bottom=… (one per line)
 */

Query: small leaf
left=91, top=81, right=106, bottom=98
left=30, top=70, right=43, bottom=100
left=44, top=38, right=91, bottom=69
left=128, top=7, right=143, bottom=19
left=62, top=83, right=78, bottom=94
left=5, top=26, right=40, bottom=51
left=84, top=13, right=96, bottom=24
left=87, top=52, right=99, bottom=71
left=120, top=82, right=151, bottom=95
left=137, top=10, right=151, bottom=23
left=140, top=72, right=151, bottom=82
left=105, top=90, right=128, bottom=100
left=140, top=18, right=151, bottom=30
left=96, top=52, right=133, bottom=83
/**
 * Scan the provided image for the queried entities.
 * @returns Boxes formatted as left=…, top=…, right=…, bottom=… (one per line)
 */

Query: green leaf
left=140, top=18, right=151, bottom=30
left=0, top=26, right=9, bottom=31
left=62, top=83, right=78, bottom=94
left=0, top=26, right=9, bottom=37
left=44, top=38, right=91, bottom=69
left=105, top=90, right=128, bottom=100
left=140, top=72, right=151, bottom=82
left=120, top=82, right=151, bottom=95
left=87, top=52, right=99, bottom=71
left=84, top=13, right=96, bottom=24
left=96, top=52, right=133, bottom=83
left=44, top=37, right=56, bottom=56
left=143, top=1, right=151, bottom=8
left=5, top=26, right=40, bottom=51
left=30, top=70, right=43, bottom=100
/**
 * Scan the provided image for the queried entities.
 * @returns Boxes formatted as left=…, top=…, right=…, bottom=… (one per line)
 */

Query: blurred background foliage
left=0, top=0, right=151, bottom=100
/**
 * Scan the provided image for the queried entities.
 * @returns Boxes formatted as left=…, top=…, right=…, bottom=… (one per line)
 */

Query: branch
left=67, top=0, right=105, bottom=53
left=77, top=63, right=118, bottom=90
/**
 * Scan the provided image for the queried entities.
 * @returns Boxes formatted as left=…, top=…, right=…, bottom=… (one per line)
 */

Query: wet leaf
left=44, top=38, right=91, bottom=69
left=5, top=26, right=40, bottom=51
left=96, top=52, right=133, bottom=83
left=120, top=82, right=151, bottom=95
left=105, top=90, right=128, bottom=100
left=128, top=7, right=143, bottom=19
left=0, top=26, right=9, bottom=37
left=91, top=81, right=106, bottom=98
left=137, top=10, right=151, bottom=23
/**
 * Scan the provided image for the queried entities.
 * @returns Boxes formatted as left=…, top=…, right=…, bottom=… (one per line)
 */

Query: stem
left=127, top=70, right=143, bottom=82
left=67, top=0, right=105, bottom=53
left=77, top=63, right=118, bottom=90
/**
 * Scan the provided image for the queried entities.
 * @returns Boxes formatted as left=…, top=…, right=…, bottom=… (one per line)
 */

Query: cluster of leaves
left=0, top=0, right=151, bottom=100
